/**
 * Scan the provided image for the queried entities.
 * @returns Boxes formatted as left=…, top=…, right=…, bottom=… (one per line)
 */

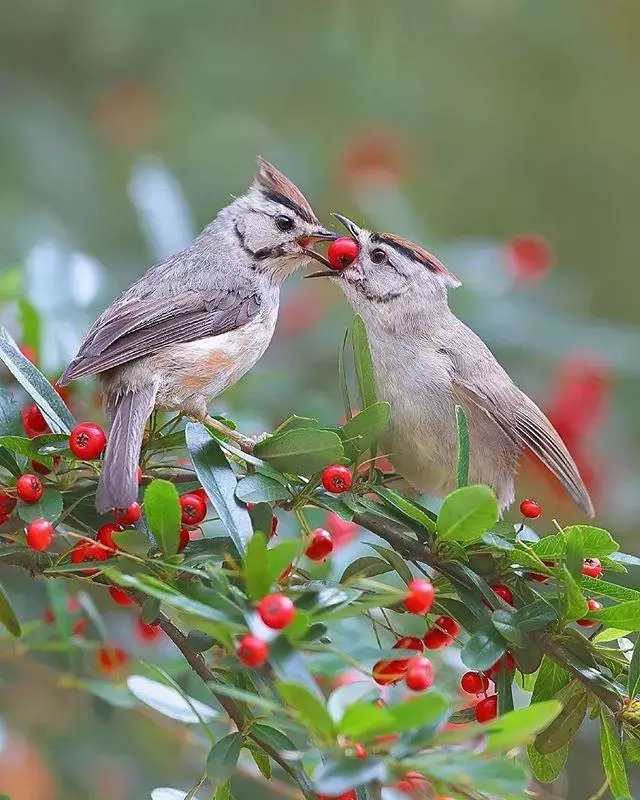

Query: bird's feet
left=203, top=416, right=270, bottom=453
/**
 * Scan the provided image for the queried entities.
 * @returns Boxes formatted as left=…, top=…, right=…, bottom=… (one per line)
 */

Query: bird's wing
left=58, top=287, right=261, bottom=384
left=444, top=325, right=594, bottom=517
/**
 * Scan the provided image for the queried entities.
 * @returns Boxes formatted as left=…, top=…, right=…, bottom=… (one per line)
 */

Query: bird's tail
left=96, top=386, right=157, bottom=513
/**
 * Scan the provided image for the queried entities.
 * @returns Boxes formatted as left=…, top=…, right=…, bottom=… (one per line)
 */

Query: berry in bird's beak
left=327, top=237, right=359, bottom=270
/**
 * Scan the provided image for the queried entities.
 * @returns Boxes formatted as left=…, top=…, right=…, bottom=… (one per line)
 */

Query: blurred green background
left=1, top=1, right=639, bottom=798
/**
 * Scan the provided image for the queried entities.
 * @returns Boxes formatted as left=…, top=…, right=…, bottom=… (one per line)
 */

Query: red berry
left=136, top=466, right=143, bottom=484
left=257, top=593, right=296, bottom=630
left=519, top=498, right=542, bottom=519
left=305, top=528, right=334, bottom=561
left=486, top=652, right=516, bottom=676
left=270, top=514, right=278, bottom=538
left=26, top=519, right=54, bottom=551
left=353, top=742, right=367, bottom=759
left=23, top=404, right=49, bottom=435
left=577, top=598, right=603, bottom=627
left=178, top=526, right=190, bottom=551
left=136, top=617, right=161, bottom=642
left=461, top=671, right=489, bottom=694
left=372, top=659, right=406, bottom=685
left=97, top=522, right=123, bottom=553
left=69, top=422, right=107, bottom=459
left=475, top=694, right=498, bottom=722
left=180, top=493, right=207, bottom=525
left=108, top=586, right=134, bottom=606
left=279, top=563, right=292, bottom=582
left=487, top=584, right=513, bottom=606
left=393, top=636, right=424, bottom=655
left=192, top=487, right=208, bottom=503
left=582, top=558, right=603, bottom=579
left=403, top=578, right=435, bottom=614
left=237, top=634, right=269, bottom=667
left=321, top=464, right=353, bottom=494
left=423, top=616, right=459, bottom=649
left=405, top=656, right=435, bottom=692
left=0, top=490, right=17, bottom=517
left=327, top=237, right=359, bottom=270
left=531, top=572, right=549, bottom=583
left=97, top=645, right=127, bottom=674
left=114, top=502, right=141, bottom=526
left=72, top=618, right=88, bottom=637
left=318, top=792, right=357, bottom=800
left=31, top=459, right=52, bottom=475
left=506, top=234, right=553, bottom=281
left=16, top=473, right=44, bottom=503
left=70, top=541, right=109, bottom=572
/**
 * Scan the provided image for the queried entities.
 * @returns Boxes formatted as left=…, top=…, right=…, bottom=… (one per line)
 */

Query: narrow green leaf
left=436, top=484, right=499, bottom=544
left=461, top=625, right=506, bottom=671
left=600, top=709, right=630, bottom=799
left=128, top=675, right=218, bottom=723
left=582, top=576, right=640, bottom=602
left=367, top=543, right=413, bottom=586
left=562, top=567, right=588, bottom=621
left=186, top=423, right=252, bottom=555
left=235, top=474, right=290, bottom=504
left=144, top=480, right=180, bottom=556
left=206, top=732, right=242, bottom=784
left=215, top=783, right=230, bottom=800
left=0, top=581, right=21, bottom=637
left=527, top=743, right=568, bottom=783
left=340, top=403, right=390, bottom=459
left=590, top=599, right=640, bottom=630
left=252, top=723, right=300, bottom=753
left=16, top=486, right=63, bottom=523
left=628, top=634, right=640, bottom=699
left=254, top=428, right=344, bottom=475
left=351, top=314, right=377, bottom=409
left=338, top=327, right=353, bottom=422
left=0, top=327, right=75, bottom=433
left=277, top=681, right=335, bottom=742
left=244, top=532, right=271, bottom=600
left=565, top=525, right=584, bottom=582
left=374, top=486, right=436, bottom=534
left=454, top=404, right=469, bottom=488
left=534, top=682, right=588, bottom=754
left=19, top=297, right=41, bottom=356
left=0, top=387, right=23, bottom=436
left=593, top=627, right=633, bottom=645
left=247, top=743, right=271, bottom=780
left=340, top=556, right=392, bottom=583
left=496, top=659, right=515, bottom=714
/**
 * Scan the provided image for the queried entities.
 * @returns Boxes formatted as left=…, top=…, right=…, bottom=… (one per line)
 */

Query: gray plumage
left=59, top=158, right=335, bottom=512
left=315, top=217, right=594, bottom=517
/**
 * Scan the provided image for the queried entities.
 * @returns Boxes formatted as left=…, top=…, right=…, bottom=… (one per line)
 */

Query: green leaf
left=16, top=486, right=63, bottom=523
left=206, top=732, right=242, bottom=784
left=313, top=756, right=386, bottom=797
left=565, top=525, right=584, bottom=581
left=485, top=701, right=562, bottom=753
left=455, top=404, right=469, bottom=488
left=405, top=752, right=527, bottom=798
left=581, top=575, right=640, bottom=602
left=436, top=485, right=499, bottom=544
left=491, top=610, right=525, bottom=646
left=512, top=599, right=558, bottom=631
left=374, top=486, right=436, bottom=534
left=144, top=480, right=180, bottom=556
left=351, top=314, right=377, bottom=409
left=277, top=681, right=335, bottom=742
left=254, top=428, right=344, bottom=475
left=0, top=581, right=21, bottom=637
left=367, top=544, right=413, bottom=586
left=531, top=658, right=571, bottom=704
left=0, top=265, right=22, bottom=302
left=600, top=709, right=631, bottom=799
left=247, top=743, right=271, bottom=780
left=0, top=435, right=54, bottom=468
left=496, top=662, right=515, bottom=714
left=127, top=675, right=218, bottom=723
left=0, top=387, right=23, bottom=436
left=527, top=743, right=568, bottom=783
left=628, top=634, right=640, bottom=699
left=534, top=682, right=588, bottom=754
left=590, top=599, right=640, bottom=630
left=593, top=627, right=633, bottom=645
left=214, top=783, right=230, bottom=800
left=562, top=567, right=588, bottom=621
left=111, top=528, right=150, bottom=556
left=338, top=327, right=353, bottom=421
left=340, top=556, right=392, bottom=583
left=19, top=298, right=41, bottom=356
left=387, top=692, right=449, bottom=734
left=340, top=402, right=390, bottom=458
left=339, top=702, right=395, bottom=740
left=186, top=423, right=252, bottom=555
left=533, top=526, right=618, bottom=560
left=266, top=539, right=303, bottom=585
left=0, top=327, right=75, bottom=433
left=235, top=474, right=290, bottom=504
left=461, top=625, right=506, bottom=671
left=252, top=723, right=299, bottom=754
left=244, top=532, right=270, bottom=600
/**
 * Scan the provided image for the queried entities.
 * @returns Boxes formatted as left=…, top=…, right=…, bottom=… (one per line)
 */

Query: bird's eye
left=370, top=248, right=387, bottom=265
left=275, top=215, right=295, bottom=232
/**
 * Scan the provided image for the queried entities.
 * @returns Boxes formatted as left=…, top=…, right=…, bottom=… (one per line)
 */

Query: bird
left=58, top=158, right=337, bottom=513
left=305, top=214, right=594, bottom=517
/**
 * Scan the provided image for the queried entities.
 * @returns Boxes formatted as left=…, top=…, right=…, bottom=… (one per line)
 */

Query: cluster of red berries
left=97, top=645, right=128, bottom=675
left=236, top=592, right=298, bottom=667
left=44, top=595, right=87, bottom=636
left=321, top=464, right=353, bottom=494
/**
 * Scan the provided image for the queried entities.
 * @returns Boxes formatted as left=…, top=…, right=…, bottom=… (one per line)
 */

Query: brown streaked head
left=254, top=157, right=318, bottom=225
left=371, top=232, right=461, bottom=286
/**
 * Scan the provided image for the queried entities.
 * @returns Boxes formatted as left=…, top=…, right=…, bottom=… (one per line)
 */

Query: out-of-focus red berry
left=393, top=636, right=424, bottom=656
left=97, top=645, right=128, bottom=674
left=372, top=659, right=406, bottom=685
left=506, top=234, right=553, bottom=281
left=577, top=598, right=603, bottom=627
left=323, top=512, right=360, bottom=548
left=237, top=635, right=269, bottom=667
left=483, top=584, right=513, bottom=608
left=461, top=671, right=490, bottom=695
left=257, top=593, right=296, bottom=630
left=0, top=490, right=17, bottom=517
left=178, top=526, right=190, bottom=551
left=423, top=616, right=459, bottom=649
left=97, top=523, right=123, bottom=554
left=475, top=694, right=498, bottom=722
left=404, top=656, right=435, bottom=692
left=136, top=617, right=161, bottom=642
left=22, top=404, right=49, bottom=437
left=108, top=586, right=134, bottom=606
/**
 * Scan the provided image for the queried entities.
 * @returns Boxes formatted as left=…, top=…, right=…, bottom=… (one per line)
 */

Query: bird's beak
left=301, top=246, right=335, bottom=278
left=331, top=213, right=362, bottom=238
left=296, top=229, right=340, bottom=248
